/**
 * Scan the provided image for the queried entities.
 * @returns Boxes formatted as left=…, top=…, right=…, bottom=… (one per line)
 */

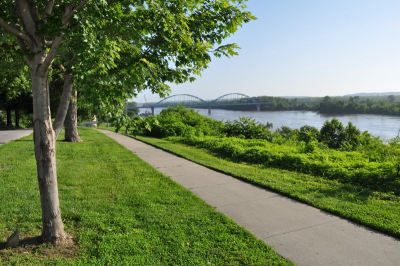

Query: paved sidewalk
left=98, top=129, right=400, bottom=266
left=0, top=129, right=32, bottom=145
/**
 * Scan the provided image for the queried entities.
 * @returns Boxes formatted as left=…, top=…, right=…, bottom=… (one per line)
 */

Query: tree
left=0, top=0, right=254, bottom=245
left=0, top=0, right=108, bottom=245
left=0, top=30, right=31, bottom=127
left=73, top=0, right=256, bottom=133
left=127, top=101, right=139, bottom=117
left=64, top=89, right=82, bottom=142
left=319, top=118, right=346, bottom=149
left=319, top=118, right=362, bottom=150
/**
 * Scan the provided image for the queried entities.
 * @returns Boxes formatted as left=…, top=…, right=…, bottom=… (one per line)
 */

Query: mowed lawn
left=133, top=135, right=400, bottom=239
left=0, top=128, right=293, bottom=265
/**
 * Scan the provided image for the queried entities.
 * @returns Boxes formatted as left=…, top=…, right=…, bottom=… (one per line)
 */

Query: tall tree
left=77, top=0, right=255, bottom=131
left=0, top=0, right=93, bottom=245
left=0, top=0, right=254, bottom=245
left=0, top=31, right=31, bottom=127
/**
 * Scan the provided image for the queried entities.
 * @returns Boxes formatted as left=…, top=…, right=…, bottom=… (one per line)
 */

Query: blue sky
left=136, top=0, right=400, bottom=102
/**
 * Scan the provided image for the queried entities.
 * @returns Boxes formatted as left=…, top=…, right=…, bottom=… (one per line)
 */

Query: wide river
left=140, top=108, right=400, bottom=140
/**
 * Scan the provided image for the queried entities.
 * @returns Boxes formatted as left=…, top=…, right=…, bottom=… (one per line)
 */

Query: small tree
left=319, top=118, right=346, bottom=149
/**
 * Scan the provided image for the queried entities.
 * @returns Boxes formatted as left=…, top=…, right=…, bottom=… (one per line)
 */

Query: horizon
left=131, top=91, right=400, bottom=104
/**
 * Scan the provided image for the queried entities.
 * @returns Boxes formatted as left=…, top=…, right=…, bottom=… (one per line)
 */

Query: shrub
left=223, top=117, right=272, bottom=139
left=167, top=136, right=400, bottom=194
left=319, top=118, right=346, bottom=149
left=298, top=125, right=319, bottom=143
left=142, top=106, right=224, bottom=138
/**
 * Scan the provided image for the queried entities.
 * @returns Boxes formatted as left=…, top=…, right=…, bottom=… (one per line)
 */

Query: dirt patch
left=0, top=234, right=78, bottom=260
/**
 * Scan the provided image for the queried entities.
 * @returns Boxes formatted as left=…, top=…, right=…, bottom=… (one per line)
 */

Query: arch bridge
left=135, top=93, right=265, bottom=115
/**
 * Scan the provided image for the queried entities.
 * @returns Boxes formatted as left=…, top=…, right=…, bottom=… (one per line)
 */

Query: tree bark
left=53, top=72, right=73, bottom=138
left=64, top=89, right=82, bottom=142
left=15, top=108, right=20, bottom=127
left=0, top=0, right=89, bottom=246
left=31, top=70, right=69, bottom=245
left=6, top=107, right=13, bottom=127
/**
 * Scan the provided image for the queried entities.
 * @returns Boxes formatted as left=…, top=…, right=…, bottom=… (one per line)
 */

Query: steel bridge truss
left=132, top=93, right=261, bottom=115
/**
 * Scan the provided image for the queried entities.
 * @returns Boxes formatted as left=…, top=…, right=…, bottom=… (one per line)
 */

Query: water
left=139, top=108, right=400, bottom=140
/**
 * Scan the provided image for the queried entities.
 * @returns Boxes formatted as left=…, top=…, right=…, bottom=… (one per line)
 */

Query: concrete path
left=0, top=129, right=32, bottom=145
left=98, top=129, right=400, bottom=266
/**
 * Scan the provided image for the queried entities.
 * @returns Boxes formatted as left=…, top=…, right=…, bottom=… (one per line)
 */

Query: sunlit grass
left=134, top=135, right=400, bottom=239
left=0, top=128, right=292, bottom=265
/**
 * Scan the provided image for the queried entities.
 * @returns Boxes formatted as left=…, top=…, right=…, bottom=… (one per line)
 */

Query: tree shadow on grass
left=0, top=235, right=77, bottom=260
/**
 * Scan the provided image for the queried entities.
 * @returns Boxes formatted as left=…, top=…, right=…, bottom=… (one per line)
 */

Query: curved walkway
left=0, top=129, right=32, bottom=145
left=98, top=129, right=400, bottom=266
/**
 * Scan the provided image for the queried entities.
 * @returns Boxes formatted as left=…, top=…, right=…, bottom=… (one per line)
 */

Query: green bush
left=128, top=110, right=399, bottom=191
left=143, top=106, right=224, bottom=138
left=276, top=125, right=296, bottom=139
left=298, top=125, right=320, bottom=143
left=167, top=136, right=400, bottom=194
left=223, top=117, right=272, bottom=139
left=319, top=118, right=347, bottom=149
left=319, top=118, right=362, bottom=150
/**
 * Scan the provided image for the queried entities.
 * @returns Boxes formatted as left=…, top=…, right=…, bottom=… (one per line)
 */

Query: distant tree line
left=207, top=95, right=400, bottom=116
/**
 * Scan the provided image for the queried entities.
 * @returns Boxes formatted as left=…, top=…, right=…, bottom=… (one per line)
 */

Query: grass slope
left=132, top=135, right=400, bottom=239
left=0, top=128, right=292, bottom=265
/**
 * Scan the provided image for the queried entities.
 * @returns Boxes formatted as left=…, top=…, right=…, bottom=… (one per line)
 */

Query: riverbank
left=0, top=128, right=291, bottom=265
left=140, top=109, right=400, bottom=140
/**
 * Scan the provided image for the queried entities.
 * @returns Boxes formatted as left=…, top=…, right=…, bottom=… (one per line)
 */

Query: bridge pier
left=208, top=106, right=211, bottom=114
left=257, top=104, right=260, bottom=111
left=151, top=107, right=154, bottom=115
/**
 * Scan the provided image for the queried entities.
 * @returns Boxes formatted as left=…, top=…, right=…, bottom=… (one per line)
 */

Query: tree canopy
left=0, top=0, right=254, bottom=244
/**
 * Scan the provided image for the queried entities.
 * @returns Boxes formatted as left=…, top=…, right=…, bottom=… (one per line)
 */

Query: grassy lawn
left=0, top=128, right=293, bottom=265
left=124, top=134, right=400, bottom=239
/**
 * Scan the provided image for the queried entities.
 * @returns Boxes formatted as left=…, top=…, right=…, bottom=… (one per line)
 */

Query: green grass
left=0, top=128, right=293, bottom=265
left=127, top=134, right=400, bottom=239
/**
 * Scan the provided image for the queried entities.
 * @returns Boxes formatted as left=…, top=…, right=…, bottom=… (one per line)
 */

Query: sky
left=135, top=0, right=400, bottom=102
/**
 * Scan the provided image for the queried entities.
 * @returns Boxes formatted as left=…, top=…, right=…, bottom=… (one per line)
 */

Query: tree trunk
left=6, top=107, right=13, bottom=127
left=53, top=72, right=73, bottom=138
left=0, top=0, right=89, bottom=246
left=15, top=108, right=20, bottom=127
left=31, top=71, right=69, bottom=245
left=64, top=90, right=82, bottom=142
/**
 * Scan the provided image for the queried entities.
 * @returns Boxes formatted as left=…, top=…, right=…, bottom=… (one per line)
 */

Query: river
left=139, top=108, right=400, bottom=140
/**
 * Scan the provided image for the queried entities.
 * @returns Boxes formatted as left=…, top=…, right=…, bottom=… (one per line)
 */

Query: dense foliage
left=128, top=106, right=225, bottom=138
left=167, top=136, right=399, bottom=194
left=223, top=117, right=272, bottom=139
left=0, top=31, right=32, bottom=128
left=128, top=106, right=400, bottom=195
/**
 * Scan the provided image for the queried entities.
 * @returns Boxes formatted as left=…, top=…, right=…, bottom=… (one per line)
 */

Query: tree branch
left=61, top=0, right=89, bottom=25
left=27, top=0, right=40, bottom=25
left=40, top=35, right=64, bottom=73
left=45, top=40, right=53, bottom=46
left=41, top=0, right=89, bottom=74
left=0, top=17, right=32, bottom=45
left=73, top=0, right=90, bottom=12
left=43, top=0, right=55, bottom=22
left=16, top=0, right=37, bottom=38
left=53, top=72, right=73, bottom=137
